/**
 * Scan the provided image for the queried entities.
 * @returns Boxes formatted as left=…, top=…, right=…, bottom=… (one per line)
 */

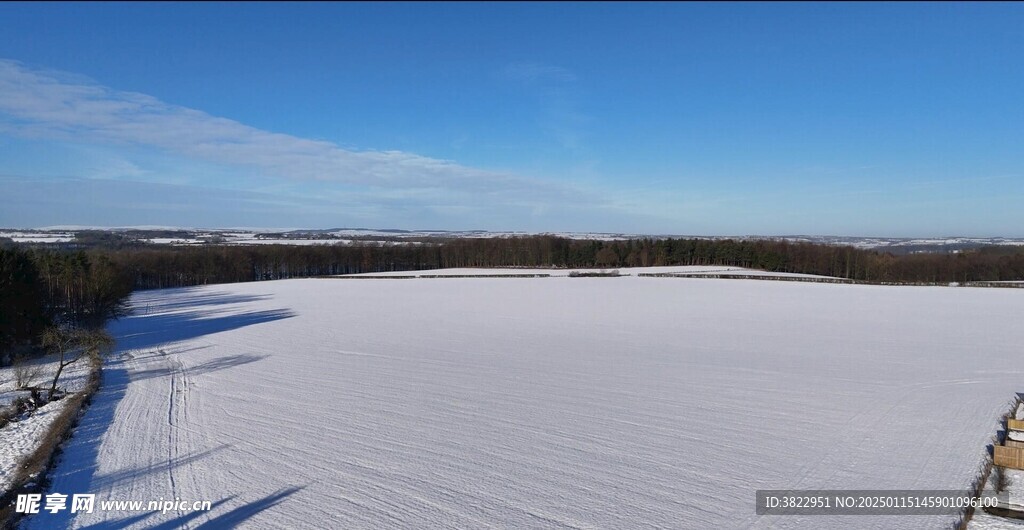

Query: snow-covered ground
left=967, top=403, right=1024, bottom=529
left=232, top=237, right=356, bottom=246
left=141, top=237, right=205, bottom=245
left=967, top=465, right=1024, bottom=529
left=23, top=274, right=1024, bottom=529
left=633, top=267, right=842, bottom=279
left=0, top=354, right=93, bottom=492
left=343, top=265, right=812, bottom=278
left=1, top=405, right=70, bottom=491
left=10, top=227, right=1024, bottom=249
left=970, top=512, right=1024, bottom=530
left=0, top=231, right=74, bottom=243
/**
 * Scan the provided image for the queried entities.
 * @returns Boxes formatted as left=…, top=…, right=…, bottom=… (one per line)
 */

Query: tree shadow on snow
left=112, top=308, right=295, bottom=352
left=77, top=497, right=235, bottom=530
left=20, top=370, right=231, bottom=530
left=120, top=343, right=212, bottom=364
left=24, top=365, right=129, bottom=530
left=126, top=289, right=273, bottom=316
left=89, top=445, right=229, bottom=491
left=190, top=486, right=305, bottom=529
left=79, top=486, right=304, bottom=530
left=128, top=354, right=267, bottom=383
left=23, top=290, right=296, bottom=530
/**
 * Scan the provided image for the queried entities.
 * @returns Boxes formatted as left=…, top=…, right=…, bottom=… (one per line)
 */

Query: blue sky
left=1, top=2, right=1022, bottom=236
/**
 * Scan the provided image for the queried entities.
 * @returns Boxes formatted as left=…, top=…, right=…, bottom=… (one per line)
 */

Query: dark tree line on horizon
left=86, top=236, right=1024, bottom=288
left=4, top=236, right=1024, bottom=359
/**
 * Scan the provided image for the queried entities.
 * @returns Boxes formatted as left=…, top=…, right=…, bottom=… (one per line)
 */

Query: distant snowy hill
left=4, top=227, right=1024, bottom=252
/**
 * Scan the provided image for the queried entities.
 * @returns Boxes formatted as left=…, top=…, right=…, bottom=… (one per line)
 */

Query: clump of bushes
left=569, top=269, right=622, bottom=277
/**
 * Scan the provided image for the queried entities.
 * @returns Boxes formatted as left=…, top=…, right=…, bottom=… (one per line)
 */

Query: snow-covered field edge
left=959, top=434, right=999, bottom=529
left=0, top=354, right=102, bottom=528
left=338, top=265, right=1024, bottom=288
left=641, top=271, right=1024, bottom=288
left=966, top=397, right=1024, bottom=530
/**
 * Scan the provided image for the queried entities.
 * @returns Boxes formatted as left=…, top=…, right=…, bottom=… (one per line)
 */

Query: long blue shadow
left=128, top=289, right=273, bottom=315
left=112, top=308, right=294, bottom=351
left=78, top=486, right=302, bottom=530
left=89, top=445, right=229, bottom=491
left=22, top=365, right=129, bottom=530
left=191, top=487, right=304, bottom=529
left=22, top=290, right=294, bottom=530
left=128, top=354, right=267, bottom=383
left=77, top=497, right=235, bottom=530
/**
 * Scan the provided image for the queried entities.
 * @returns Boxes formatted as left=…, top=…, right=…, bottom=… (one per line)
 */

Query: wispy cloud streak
left=0, top=59, right=582, bottom=201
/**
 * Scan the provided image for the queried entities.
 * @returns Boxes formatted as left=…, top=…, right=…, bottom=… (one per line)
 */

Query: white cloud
left=0, top=59, right=692, bottom=232
left=0, top=59, right=583, bottom=202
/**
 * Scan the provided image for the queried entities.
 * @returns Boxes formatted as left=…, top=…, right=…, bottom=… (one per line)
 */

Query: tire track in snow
left=163, top=343, right=206, bottom=529
left=27, top=277, right=1024, bottom=529
left=163, top=347, right=179, bottom=502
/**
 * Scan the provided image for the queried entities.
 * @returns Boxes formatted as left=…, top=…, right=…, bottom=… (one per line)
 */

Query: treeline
left=5, top=236, right=1024, bottom=355
left=96, top=236, right=1024, bottom=289
left=446, top=237, right=1024, bottom=282
left=0, top=247, right=132, bottom=359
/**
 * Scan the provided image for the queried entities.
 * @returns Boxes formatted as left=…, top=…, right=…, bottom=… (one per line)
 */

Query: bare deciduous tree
left=12, top=357, right=42, bottom=389
left=40, top=326, right=114, bottom=400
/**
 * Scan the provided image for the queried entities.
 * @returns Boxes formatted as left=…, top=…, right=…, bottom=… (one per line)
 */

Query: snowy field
left=24, top=270, right=1024, bottom=529
left=343, top=265, right=822, bottom=278
left=346, top=265, right=744, bottom=277
left=0, top=231, right=74, bottom=243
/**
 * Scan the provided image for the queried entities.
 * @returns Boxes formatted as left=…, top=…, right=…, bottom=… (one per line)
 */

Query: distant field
left=346, top=265, right=753, bottom=277
left=27, top=270, right=1024, bottom=529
